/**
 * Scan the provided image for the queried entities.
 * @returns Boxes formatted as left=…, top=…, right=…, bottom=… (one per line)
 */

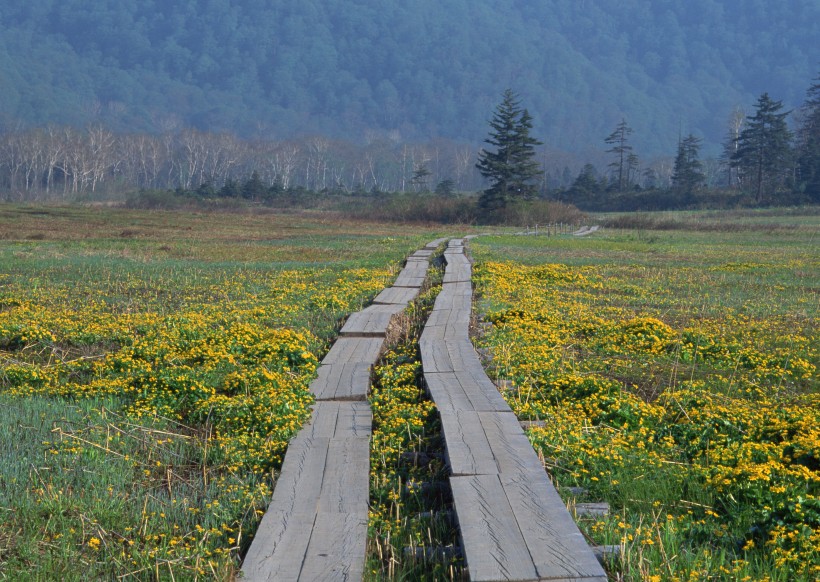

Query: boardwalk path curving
left=419, top=239, right=607, bottom=582
left=240, top=238, right=445, bottom=581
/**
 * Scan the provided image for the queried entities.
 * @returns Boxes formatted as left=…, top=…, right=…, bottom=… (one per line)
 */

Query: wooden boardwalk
left=241, top=244, right=437, bottom=581
left=419, top=239, right=607, bottom=582
left=243, top=236, right=606, bottom=581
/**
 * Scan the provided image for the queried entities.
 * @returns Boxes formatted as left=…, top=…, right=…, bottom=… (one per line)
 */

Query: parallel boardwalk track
left=242, top=236, right=606, bottom=581
left=419, top=239, right=607, bottom=582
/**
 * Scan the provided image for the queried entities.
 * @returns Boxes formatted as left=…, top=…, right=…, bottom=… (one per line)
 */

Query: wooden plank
left=419, top=337, right=475, bottom=374
left=426, top=237, right=449, bottom=249
left=443, top=264, right=472, bottom=284
left=476, top=411, right=545, bottom=476
left=450, top=474, right=538, bottom=582
left=425, top=307, right=471, bottom=329
left=373, top=286, right=421, bottom=305
left=317, top=436, right=370, bottom=513
left=439, top=410, right=498, bottom=476
left=393, top=272, right=426, bottom=288
left=310, top=362, right=370, bottom=400
left=299, top=511, right=368, bottom=581
left=401, top=261, right=430, bottom=275
left=303, top=401, right=372, bottom=439
left=240, top=437, right=329, bottom=581
left=425, top=371, right=508, bottom=413
left=340, top=303, right=406, bottom=336
left=310, top=361, right=372, bottom=400
left=321, top=337, right=383, bottom=366
left=410, top=249, right=434, bottom=258
left=500, top=470, right=608, bottom=581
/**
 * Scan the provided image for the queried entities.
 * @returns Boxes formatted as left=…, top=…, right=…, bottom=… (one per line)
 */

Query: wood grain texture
left=299, top=511, right=368, bottom=581
left=392, top=272, right=427, bottom=288
left=240, top=436, right=329, bottom=581
left=450, top=474, right=539, bottom=582
left=425, top=372, right=510, bottom=414
left=321, top=337, right=384, bottom=366
left=310, top=361, right=372, bottom=400
left=340, top=303, right=406, bottom=336
left=303, top=402, right=372, bottom=439
left=500, top=470, right=608, bottom=581
left=373, top=286, right=420, bottom=305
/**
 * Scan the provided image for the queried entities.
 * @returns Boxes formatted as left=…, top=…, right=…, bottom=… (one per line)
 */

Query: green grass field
left=0, top=204, right=817, bottom=580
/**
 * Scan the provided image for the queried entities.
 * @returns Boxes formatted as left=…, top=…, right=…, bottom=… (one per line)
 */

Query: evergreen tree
left=410, top=162, right=431, bottom=192
left=796, top=73, right=820, bottom=203
left=671, top=134, right=706, bottom=198
left=731, top=93, right=793, bottom=204
left=476, top=89, right=542, bottom=219
left=605, top=119, right=634, bottom=191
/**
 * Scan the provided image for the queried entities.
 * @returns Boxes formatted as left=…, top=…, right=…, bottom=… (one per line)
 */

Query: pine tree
left=476, top=89, right=542, bottom=219
left=796, top=73, right=820, bottom=203
left=731, top=93, right=793, bottom=204
left=604, top=119, right=634, bottom=191
left=671, top=134, right=706, bottom=199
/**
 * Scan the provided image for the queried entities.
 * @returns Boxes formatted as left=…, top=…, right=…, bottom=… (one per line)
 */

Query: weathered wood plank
left=575, top=503, right=611, bottom=518
left=400, top=261, right=430, bottom=275
left=310, top=361, right=371, bottom=400
left=476, top=411, right=545, bottom=476
left=299, top=511, right=368, bottom=581
left=425, top=372, right=509, bottom=414
left=450, top=474, right=538, bottom=582
left=321, top=337, right=384, bottom=366
left=426, top=237, right=449, bottom=249
left=372, top=286, right=420, bottom=305
left=500, top=470, right=608, bottom=581
left=240, top=437, right=329, bottom=581
left=419, top=338, right=476, bottom=374
left=317, top=436, right=370, bottom=513
left=425, top=307, right=471, bottom=329
left=393, top=272, right=427, bottom=288
left=301, top=401, right=372, bottom=439
left=439, top=410, right=498, bottom=476
left=443, top=264, right=472, bottom=284
left=340, top=303, right=406, bottom=336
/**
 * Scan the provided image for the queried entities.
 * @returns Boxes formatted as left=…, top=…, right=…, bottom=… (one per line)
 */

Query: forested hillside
left=0, top=0, right=817, bottom=154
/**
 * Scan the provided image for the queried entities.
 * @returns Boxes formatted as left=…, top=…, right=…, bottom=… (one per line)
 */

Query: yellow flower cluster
left=474, top=259, right=819, bottom=579
left=0, top=263, right=391, bottom=576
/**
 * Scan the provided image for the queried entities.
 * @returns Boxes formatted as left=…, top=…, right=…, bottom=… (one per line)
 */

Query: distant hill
left=1, top=0, right=817, bottom=155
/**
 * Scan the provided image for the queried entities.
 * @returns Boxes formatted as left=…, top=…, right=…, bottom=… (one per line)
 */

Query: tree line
left=546, top=77, right=820, bottom=213
left=1, top=75, right=818, bottom=222
left=0, top=128, right=485, bottom=200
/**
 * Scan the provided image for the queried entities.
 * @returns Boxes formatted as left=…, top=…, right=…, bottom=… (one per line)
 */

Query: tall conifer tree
left=476, top=89, right=542, bottom=220
left=796, top=74, right=820, bottom=203
left=731, top=93, right=793, bottom=204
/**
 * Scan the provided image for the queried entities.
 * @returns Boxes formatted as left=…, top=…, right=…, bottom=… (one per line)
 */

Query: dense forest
left=1, top=0, right=818, bottom=155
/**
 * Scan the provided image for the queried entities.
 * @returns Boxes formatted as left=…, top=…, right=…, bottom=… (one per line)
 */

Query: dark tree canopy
left=796, top=73, right=820, bottom=203
left=671, top=134, right=706, bottom=199
left=731, top=93, right=793, bottom=204
left=476, top=89, right=542, bottom=220
left=605, top=119, right=635, bottom=191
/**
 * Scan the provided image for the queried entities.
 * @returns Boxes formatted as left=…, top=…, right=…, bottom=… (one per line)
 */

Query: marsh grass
left=366, top=253, right=466, bottom=581
left=0, top=204, right=444, bottom=579
left=470, top=209, right=819, bottom=580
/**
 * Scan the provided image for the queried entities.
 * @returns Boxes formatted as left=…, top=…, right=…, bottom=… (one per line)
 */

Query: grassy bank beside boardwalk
left=0, top=205, right=442, bottom=579
left=470, top=211, right=819, bottom=581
